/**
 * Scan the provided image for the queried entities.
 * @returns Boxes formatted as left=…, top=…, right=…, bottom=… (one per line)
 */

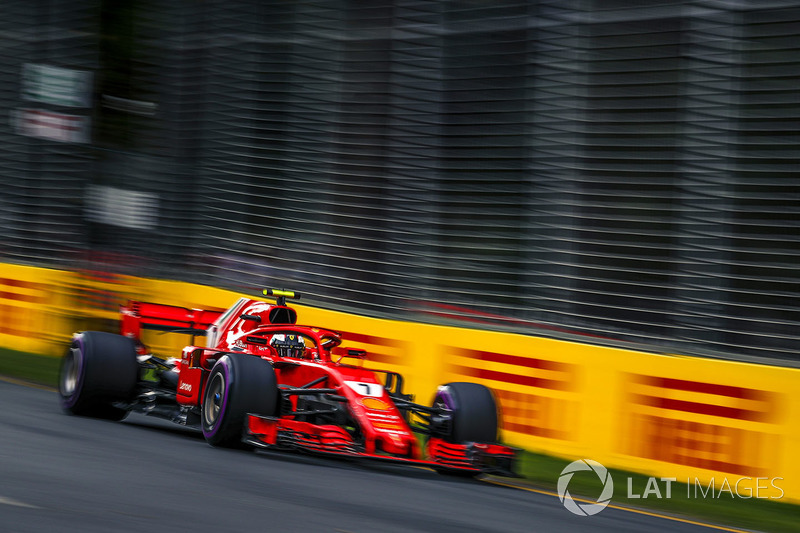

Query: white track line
left=0, top=496, right=40, bottom=509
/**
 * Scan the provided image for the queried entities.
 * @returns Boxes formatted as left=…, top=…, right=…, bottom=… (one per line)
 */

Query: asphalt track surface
left=0, top=379, right=742, bottom=533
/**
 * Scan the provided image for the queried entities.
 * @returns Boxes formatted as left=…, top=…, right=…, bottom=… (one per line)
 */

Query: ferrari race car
left=59, top=290, right=516, bottom=476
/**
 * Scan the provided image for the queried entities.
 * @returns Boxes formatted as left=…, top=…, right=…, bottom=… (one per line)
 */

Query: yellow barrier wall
left=1, top=264, right=797, bottom=502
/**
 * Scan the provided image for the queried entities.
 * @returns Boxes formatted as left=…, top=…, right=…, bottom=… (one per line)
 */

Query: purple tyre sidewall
left=434, top=386, right=457, bottom=411
left=202, top=356, right=232, bottom=440
left=60, top=336, right=86, bottom=409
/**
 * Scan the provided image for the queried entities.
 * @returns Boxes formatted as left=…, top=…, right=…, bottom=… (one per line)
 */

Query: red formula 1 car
left=59, top=290, right=516, bottom=476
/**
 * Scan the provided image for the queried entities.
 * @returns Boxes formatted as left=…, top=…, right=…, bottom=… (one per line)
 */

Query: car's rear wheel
left=201, top=353, right=279, bottom=448
left=59, top=331, right=139, bottom=420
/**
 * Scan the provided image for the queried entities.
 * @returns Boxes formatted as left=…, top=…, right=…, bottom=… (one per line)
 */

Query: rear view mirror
left=335, top=349, right=367, bottom=364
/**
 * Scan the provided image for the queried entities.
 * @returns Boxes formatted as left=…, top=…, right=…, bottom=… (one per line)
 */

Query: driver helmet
left=271, top=334, right=305, bottom=358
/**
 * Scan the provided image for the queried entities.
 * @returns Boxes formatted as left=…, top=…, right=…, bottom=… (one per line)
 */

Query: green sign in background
left=21, top=63, right=92, bottom=108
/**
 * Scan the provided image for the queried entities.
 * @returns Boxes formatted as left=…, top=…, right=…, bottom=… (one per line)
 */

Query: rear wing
left=121, top=301, right=223, bottom=342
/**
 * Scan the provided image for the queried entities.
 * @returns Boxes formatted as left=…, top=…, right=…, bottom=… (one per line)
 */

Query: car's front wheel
left=429, top=382, right=499, bottom=477
left=201, top=353, right=279, bottom=448
left=433, top=382, right=498, bottom=443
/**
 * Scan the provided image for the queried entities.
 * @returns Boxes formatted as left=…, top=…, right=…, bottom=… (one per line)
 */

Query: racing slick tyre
left=431, top=382, right=499, bottom=477
left=433, top=382, right=498, bottom=443
left=201, top=353, right=279, bottom=448
left=59, top=331, right=139, bottom=421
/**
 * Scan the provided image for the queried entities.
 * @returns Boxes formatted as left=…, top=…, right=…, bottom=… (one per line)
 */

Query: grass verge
left=0, top=347, right=60, bottom=388
left=1, top=348, right=796, bottom=531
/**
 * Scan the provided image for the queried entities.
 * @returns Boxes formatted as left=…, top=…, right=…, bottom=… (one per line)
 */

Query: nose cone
left=358, top=398, right=418, bottom=457
left=374, top=430, right=417, bottom=457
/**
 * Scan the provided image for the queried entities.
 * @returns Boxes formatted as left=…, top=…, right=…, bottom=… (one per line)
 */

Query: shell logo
left=361, top=397, right=390, bottom=411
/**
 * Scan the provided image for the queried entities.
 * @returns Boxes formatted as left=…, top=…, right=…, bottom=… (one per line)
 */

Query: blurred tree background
left=0, top=0, right=798, bottom=364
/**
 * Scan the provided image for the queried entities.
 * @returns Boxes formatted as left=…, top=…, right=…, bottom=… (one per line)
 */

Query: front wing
left=244, top=414, right=517, bottom=476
